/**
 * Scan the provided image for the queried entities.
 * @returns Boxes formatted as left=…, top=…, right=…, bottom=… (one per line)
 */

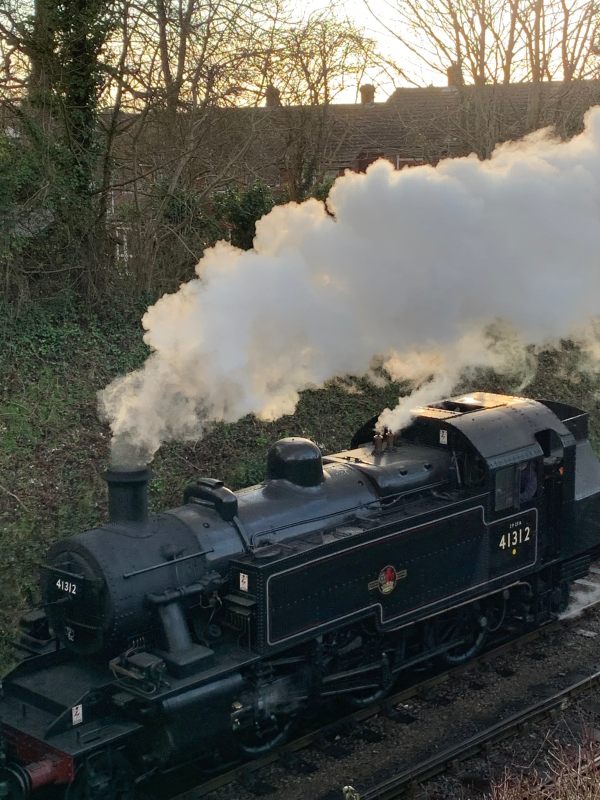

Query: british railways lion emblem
left=368, top=564, right=407, bottom=595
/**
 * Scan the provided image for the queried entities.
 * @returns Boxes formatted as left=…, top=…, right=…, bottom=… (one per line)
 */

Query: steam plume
left=100, top=109, right=600, bottom=465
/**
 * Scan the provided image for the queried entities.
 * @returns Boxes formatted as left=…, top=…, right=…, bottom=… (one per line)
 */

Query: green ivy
left=311, top=175, right=335, bottom=203
left=2, top=0, right=120, bottom=302
left=0, top=131, right=46, bottom=269
left=214, top=181, right=276, bottom=250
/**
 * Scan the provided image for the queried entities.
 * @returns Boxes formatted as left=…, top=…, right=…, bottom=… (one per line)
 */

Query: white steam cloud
left=100, top=108, right=600, bottom=466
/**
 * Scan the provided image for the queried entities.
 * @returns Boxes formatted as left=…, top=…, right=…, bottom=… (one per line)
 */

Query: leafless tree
left=118, top=0, right=279, bottom=113
left=259, top=9, right=379, bottom=105
left=0, top=0, right=386, bottom=298
left=99, top=0, right=386, bottom=276
left=366, top=0, right=600, bottom=85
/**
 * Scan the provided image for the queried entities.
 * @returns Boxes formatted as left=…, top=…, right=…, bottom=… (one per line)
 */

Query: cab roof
left=412, top=392, right=581, bottom=469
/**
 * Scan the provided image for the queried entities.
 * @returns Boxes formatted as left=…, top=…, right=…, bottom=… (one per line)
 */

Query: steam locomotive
left=2, top=392, right=600, bottom=799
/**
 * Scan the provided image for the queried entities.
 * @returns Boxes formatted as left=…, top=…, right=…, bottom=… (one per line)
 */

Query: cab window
left=495, top=460, right=539, bottom=512
left=495, top=466, right=515, bottom=511
left=518, top=461, right=538, bottom=503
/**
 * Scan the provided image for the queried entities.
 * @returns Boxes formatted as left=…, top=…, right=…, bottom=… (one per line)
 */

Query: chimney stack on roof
left=447, top=63, right=464, bottom=87
left=359, top=84, right=375, bottom=105
left=265, top=84, right=281, bottom=107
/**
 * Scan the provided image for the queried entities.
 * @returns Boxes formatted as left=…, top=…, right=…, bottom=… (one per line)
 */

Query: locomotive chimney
left=104, top=466, right=151, bottom=524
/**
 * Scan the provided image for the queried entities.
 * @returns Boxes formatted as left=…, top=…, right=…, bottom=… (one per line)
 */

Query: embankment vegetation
left=2, top=295, right=600, bottom=670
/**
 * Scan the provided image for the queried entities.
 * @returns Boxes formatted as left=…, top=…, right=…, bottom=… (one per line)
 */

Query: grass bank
left=2, top=299, right=600, bottom=669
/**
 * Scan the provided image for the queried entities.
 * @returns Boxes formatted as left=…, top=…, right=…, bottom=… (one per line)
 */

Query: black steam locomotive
left=2, top=392, right=600, bottom=799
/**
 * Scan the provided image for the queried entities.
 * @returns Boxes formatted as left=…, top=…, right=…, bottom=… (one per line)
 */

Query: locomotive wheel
left=441, top=610, right=488, bottom=666
left=236, top=715, right=294, bottom=758
left=347, top=653, right=395, bottom=708
left=63, top=754, right=144, bottom=800
left=347, top=679, right=394, bottom=709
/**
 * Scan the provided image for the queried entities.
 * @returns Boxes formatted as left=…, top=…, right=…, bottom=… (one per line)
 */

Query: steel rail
left=347, top=666, right=600, bottom=800
left=172, top=623, right=556, bottom=799
left=172, top=578, right=600, bottom=799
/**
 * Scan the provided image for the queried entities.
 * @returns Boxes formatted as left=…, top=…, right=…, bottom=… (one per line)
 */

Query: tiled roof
left=385, top=80, right=600, bottom=155
left=109, top=80, right=600, bottom=194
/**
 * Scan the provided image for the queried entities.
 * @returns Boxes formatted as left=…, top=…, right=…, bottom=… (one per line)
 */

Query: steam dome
left=266, top=438, right=324, bottom=487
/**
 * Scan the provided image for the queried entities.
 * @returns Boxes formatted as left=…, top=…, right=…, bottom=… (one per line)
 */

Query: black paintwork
left=266, top=437, right=325, bottom=486
left=105, top=467, right=151, bottom=524
left=3, top=392, right=600, bottom=798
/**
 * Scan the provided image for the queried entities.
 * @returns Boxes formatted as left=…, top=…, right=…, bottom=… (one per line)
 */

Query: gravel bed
left=201, top=605, right=600, bottom=800
left=421, top=696, right=600, bottom=799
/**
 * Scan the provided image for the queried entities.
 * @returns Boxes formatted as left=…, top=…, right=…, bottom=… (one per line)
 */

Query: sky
left=302, top=0, right=443, bottom=102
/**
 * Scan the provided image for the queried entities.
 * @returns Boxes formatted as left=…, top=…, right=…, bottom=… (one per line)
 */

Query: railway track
left=339, top=572, right=600, bottom=800
left=344, top=664, right=600, bottom=800
left=170, top=632, right=542, bottom=799
left=169, top=569, right=600, bottom=800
